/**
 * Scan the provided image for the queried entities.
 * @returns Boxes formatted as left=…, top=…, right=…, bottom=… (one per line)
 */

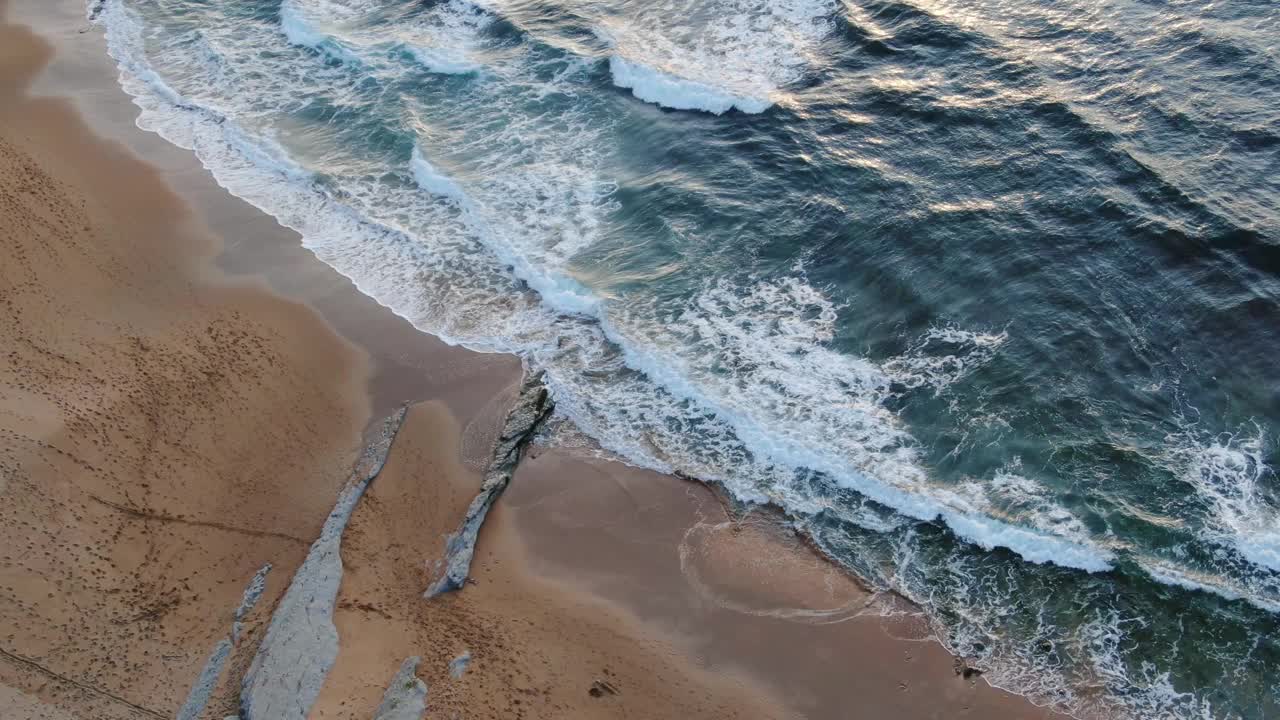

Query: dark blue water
left=94, top=0, right=1279, bottom=715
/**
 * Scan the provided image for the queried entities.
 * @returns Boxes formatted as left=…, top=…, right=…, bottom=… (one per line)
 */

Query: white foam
left=884, top=326, right=1008, bottom=392
left=279, top=0, right=327, bottom=50
left=608, top=56, right=769, bottom=114
left=405, top=46, right=480, bottom=75
left=939, top=511, right=1111, bottom=571
left=396, top=0, right=493, bottom=75
left=939, top=469, right=1112, bottom=572
left=604, top=278, right=1112, bottom=572
left=406, top=139, right=606, bottom=318
left=597, top=0, right=835, bottom=114
left=1138, top=556, right=1280, bottom=614
left=946, top=468, right=1094, bottom=539
left=279, top=0, right=416, bottom=67
left=1241, top=532, right=1280, bottom=574
left=1078, top=610, right=1219, bottom=720
left=1174, top=432, right=1280, bottom=572
left=277, top=0, right=366, bottom=65
left=883, top=529, right=1121, bottom=718
left=280, top=0, right=489, bottom=76
left=1109, top=431, right=1280, bottom=612
left=886, top=528, right=1236, bottom=720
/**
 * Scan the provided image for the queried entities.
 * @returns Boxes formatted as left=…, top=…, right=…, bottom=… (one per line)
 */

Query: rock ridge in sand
left=372, top=657, right=428, bottom=720
left=175, top=565, right=271, bottom=720
left=426, top=370, right=553, bottom=597
left=239, top=408, right=407, bottom=720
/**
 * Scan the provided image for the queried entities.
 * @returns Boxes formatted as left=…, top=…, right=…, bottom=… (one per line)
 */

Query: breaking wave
left=1176, top=432, right=1279, bottom=573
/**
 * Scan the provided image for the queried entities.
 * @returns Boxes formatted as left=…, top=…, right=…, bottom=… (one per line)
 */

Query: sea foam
left=278, top=0, right=365, bottom=64
left=608, top=56, right=770, bottom=114
left=396, top=0, right=493, bottom=75
left=604, top=279, right=1113, bottom=572
left=597, top=0, right=835, bottom=114
left=1138, top=557, right=1280, bottom=614
left=279, top=0, right=326, bottom=50
left=1169, top=432, right=1280, bottom=573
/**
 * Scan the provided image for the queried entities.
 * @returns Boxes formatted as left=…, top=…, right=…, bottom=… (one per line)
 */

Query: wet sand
left=1, top=1, right=1070, bottom=718
left=506, top=451, right=1068, bottom=719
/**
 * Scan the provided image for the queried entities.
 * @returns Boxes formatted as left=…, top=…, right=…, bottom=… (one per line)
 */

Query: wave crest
left=608, top=55, right=770, bottom=114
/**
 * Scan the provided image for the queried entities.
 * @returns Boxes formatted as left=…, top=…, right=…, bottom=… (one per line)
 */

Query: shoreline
left=1, top=2, right=1070, bottom=718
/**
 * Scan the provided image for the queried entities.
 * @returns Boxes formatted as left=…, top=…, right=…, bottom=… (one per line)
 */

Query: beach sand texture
left=0, top=2, right=1067, bottom=718
left=0, top=10, right=370, bottom=717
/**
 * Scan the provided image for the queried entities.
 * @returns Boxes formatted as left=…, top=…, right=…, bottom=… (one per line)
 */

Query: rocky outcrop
left=239, top=409, right=408, bottom=720
left=954, top=657, right=985, bottom=680
left=231, top=564, right=272, bottom=643
left=175, top=564, right=271, bottom=720
left=178, top=642, right=231, bottom=720
left=371, top=657, right=428, bottom=720
left=426, top=372, right=553, bottom=597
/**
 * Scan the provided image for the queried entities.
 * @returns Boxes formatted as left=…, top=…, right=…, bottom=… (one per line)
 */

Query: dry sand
left=0, top=2, right=1072, bottom=718
left=0, top=8, right=370, bottom=718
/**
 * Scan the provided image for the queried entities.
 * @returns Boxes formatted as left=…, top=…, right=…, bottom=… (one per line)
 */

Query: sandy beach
left=0, top=1, right=1069, bottom=718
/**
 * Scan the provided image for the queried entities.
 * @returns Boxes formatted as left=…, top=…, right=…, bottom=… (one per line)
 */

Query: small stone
left=588, top=680, right=619, bottom=698
left=448, top=651, right=471, bottom=679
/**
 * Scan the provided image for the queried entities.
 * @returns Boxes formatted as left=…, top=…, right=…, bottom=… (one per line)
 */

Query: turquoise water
left=92, top=0, right=1279, bottom=715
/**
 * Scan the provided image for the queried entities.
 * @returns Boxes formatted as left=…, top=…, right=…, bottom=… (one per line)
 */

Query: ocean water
left=88, top=0, right=1280, bottom=716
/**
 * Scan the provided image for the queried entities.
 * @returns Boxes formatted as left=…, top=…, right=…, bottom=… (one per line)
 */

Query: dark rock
left=425, top=372, right=553, bottom=597
left=588, top=680, right=619, bottom=698
left=953, top=657, right=984, bottom=680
